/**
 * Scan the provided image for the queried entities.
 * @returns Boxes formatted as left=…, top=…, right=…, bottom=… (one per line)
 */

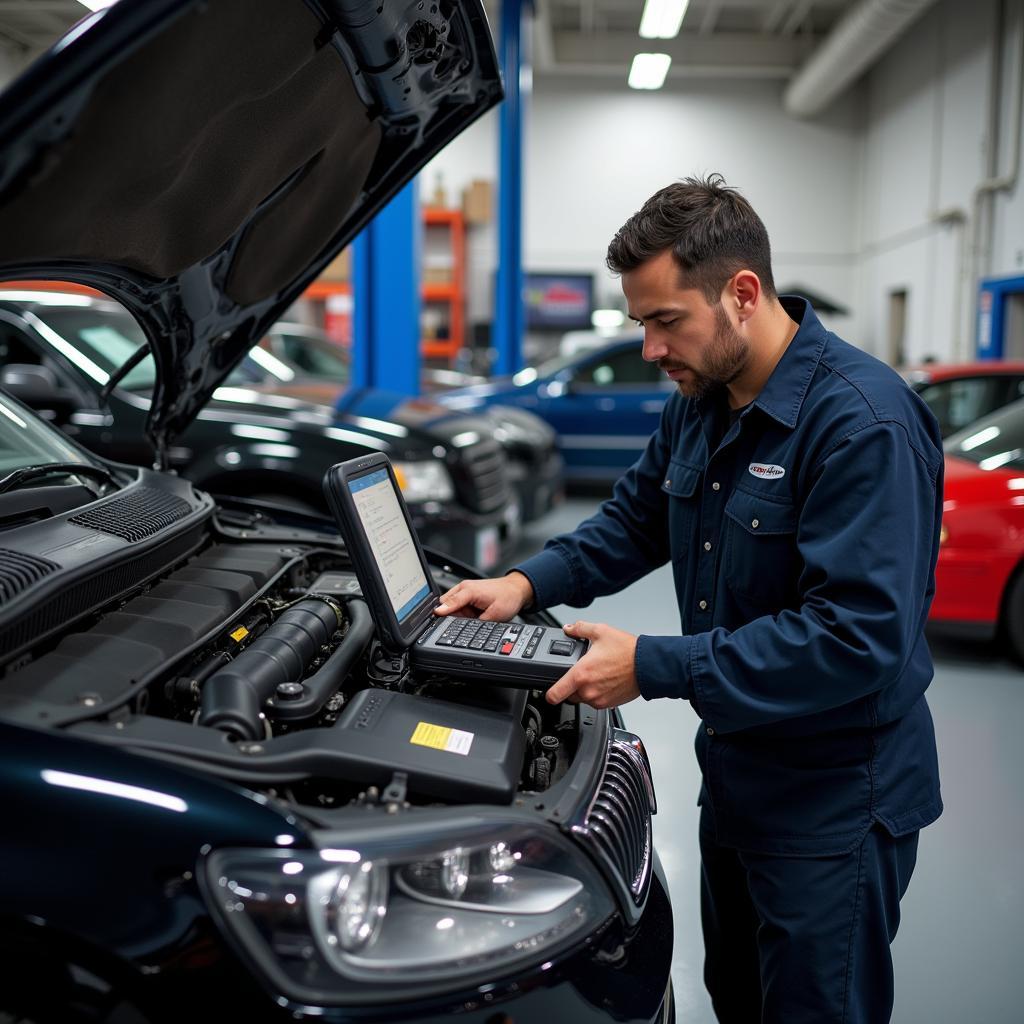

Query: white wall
left=432, top=0, right=1024, bottom=366
left=426, top=75, right=865, bottom=351
left=859, top=0, right=1024, bottom=362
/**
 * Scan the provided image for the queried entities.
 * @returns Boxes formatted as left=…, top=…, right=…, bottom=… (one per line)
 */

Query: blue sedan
left=439, top=336, right=673, bottom=485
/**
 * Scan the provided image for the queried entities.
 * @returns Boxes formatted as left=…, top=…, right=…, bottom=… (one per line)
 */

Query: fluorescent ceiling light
left=628, top=53, right=672, bottom=90
left=78, top=1, right=118, bottom=11
left=639, top=0, right=689, bottom=40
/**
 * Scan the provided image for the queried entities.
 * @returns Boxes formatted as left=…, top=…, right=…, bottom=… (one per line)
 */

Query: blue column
left=351, top=179, right=422, bottom=394
left=494, top=0, right=531, bottom=376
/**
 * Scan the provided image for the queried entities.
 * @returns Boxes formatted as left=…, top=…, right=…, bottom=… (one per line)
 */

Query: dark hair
left=606, top=174, right=776, bottom=303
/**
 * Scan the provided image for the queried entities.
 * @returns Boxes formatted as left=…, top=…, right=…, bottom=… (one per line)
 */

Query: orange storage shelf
left=302, top=280, right=351, bottom=300
left=421, top=207, right=465, bottom=363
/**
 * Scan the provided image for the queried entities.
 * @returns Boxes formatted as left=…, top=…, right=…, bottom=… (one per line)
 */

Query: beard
left=661, top=303, right=750, bottom=400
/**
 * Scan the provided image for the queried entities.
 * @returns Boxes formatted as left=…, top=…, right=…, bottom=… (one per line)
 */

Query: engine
left=1, top=520, right=576, bottom=817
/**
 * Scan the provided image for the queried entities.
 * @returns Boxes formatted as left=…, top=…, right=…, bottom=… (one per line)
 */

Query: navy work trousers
left=699, top=806, right=919, bottom=1023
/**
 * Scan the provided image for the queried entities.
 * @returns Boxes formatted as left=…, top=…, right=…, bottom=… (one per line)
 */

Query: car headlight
left=392, top=459, right=454, bottom=503
left=203, top=815, right=615, bottom=1004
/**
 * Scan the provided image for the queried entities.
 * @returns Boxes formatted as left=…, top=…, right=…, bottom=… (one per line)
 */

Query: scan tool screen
left=348, top=468, right=432, bottom=622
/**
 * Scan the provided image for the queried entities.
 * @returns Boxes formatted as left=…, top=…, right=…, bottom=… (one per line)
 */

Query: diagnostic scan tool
left=323, top=454, right=587, bottom=688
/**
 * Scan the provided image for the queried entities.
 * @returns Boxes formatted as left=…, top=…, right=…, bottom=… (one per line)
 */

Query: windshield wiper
left=100, top=341, right=151, bottom=402
left=0, top=462, right=117, bottom=495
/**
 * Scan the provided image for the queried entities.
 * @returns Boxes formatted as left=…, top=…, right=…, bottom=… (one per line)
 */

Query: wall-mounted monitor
left=524, top=272, right=594, bottom=331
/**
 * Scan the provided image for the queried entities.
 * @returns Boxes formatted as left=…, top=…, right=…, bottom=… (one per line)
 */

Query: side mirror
left=1, top=364, right=77, bottom=419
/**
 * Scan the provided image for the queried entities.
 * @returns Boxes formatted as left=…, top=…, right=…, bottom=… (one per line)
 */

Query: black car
left=0, top=290, right=522, bottom=572
left=250, top=321, right=565, bottom=524
left=0, top=2, right=673, bottom=1022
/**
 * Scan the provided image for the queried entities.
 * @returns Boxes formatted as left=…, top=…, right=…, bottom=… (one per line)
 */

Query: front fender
left=0, top=721, right=303, bottom=968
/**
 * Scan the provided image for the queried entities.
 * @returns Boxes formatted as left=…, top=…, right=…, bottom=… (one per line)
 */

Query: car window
left=0, top=390, right=93, bottom=475
left=274, top=332, right=350, bottom=380
left=917, top=377, right=1010, bottom=436
left=0, top=320, right=42, bottom=366
left=573, top=346, right=657, bottom=386
left=946, top=398, right=1024, bottom=470
left=30, top=304, right=157, bottom=391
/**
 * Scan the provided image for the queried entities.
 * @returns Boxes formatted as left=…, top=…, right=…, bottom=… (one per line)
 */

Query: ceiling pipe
left=784, top=0, right=940, bottom=117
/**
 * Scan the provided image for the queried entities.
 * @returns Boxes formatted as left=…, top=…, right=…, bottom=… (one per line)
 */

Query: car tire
left=1001, top=567, right=1024, bottom=664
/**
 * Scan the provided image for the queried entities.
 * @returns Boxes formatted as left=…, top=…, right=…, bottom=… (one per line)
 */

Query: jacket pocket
left=723, top=487, right=800, bottom=608
left=662, top=459, right=700, bottom=563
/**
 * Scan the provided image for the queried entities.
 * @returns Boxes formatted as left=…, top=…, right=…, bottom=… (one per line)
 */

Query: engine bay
left=0, top=504, right=581, bottom=819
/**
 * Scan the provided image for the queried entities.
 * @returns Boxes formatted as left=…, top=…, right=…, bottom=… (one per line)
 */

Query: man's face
left=622, top=249, right=749, bottom=400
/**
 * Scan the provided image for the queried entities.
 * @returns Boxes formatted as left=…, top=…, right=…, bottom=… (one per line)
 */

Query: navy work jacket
left=516, top=298, right=944, bottom=856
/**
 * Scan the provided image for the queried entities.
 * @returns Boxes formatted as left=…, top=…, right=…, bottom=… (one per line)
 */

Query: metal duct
left=784, top=0, right=940, bottom=117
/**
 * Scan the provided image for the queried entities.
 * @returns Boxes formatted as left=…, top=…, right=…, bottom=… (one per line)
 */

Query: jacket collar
left=749, top=295, right=828, bottom=429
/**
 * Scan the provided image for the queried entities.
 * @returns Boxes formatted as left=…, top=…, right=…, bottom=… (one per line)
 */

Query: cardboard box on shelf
left=462, top=179, right=492, bottom=225
left=319, top=247, right=351, bottom=282
left=423, top=266, right=454, bottom=285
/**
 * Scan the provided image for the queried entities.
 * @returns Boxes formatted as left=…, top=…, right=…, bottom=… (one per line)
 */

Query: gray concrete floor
left=504, top=497, right=1024, bottom=1024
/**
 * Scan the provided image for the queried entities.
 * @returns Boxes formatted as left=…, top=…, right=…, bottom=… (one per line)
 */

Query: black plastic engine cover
left=335, top=688, right=526, bottom=803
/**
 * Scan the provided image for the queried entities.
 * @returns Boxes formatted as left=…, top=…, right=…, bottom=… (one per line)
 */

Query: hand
left=435, top=571, right=535, bottom=622
left=545, top=620, right=641, bottom=710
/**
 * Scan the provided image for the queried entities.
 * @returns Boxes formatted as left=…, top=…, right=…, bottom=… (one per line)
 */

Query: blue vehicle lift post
left=351, top=180, right=422, bottom=394
left=494, top=0, right=532, bottom=376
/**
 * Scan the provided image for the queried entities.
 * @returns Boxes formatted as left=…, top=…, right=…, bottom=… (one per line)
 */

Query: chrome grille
left=573, top=729, right=656, bottom=923
left=452, top=438, right=510, bottom=514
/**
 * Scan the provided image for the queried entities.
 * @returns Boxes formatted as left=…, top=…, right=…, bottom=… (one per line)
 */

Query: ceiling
left=535, top=0, right=855, bottom=81
left=0, top=0, right=91, bottom=55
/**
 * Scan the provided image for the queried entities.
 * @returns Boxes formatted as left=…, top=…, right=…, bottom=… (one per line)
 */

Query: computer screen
left=524, top=272, right=594, bottom=331
left=348, top=467, right=432, bottom=622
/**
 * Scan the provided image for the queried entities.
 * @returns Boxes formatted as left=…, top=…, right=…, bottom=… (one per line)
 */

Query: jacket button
left=698, top=599, right=708, bottom=610
left=706, top=727, right=715, bottom=736
left=703, top=541, right=712, bottom=551
left=712, top=482, right=721, bottom=491
left=751, top=518, right=759, bottom=529
left=665, top=478, right=672, bottom=486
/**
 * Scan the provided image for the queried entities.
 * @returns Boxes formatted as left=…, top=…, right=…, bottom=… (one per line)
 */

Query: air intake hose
left=199, top=599, right=343, bottom=740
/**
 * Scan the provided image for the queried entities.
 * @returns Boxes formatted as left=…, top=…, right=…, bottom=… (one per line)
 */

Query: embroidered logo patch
left=748, top=463, right=786, bottom=480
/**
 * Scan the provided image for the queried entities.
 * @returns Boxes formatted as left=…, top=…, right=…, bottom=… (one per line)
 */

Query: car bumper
left=507, top=447, right=565, bottom=523
left=412, top=503, right=519, bottom=573
left=121, top=870, right=674, bottom=1023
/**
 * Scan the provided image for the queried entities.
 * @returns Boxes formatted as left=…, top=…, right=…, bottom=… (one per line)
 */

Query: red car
left=906, top=361, right=1024, bottom=437
left=932, top=397, right=1024, bottom=658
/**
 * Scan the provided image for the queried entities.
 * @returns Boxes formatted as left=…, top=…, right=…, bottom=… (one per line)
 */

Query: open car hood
left=0, top=0, right=500, bottom=459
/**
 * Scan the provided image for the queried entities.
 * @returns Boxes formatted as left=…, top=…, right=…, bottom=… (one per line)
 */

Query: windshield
left=33, top=303, right=156, bottom=391
left=945, top=397, right=1024, bottom=470
left=0, top=390, right=94, bottom=476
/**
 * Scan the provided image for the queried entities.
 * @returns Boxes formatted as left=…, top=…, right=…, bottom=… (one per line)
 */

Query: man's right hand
left=435, top=571, right=535, bottom=621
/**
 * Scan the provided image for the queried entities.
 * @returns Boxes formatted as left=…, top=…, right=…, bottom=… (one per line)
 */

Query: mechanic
left=435, top=175, right=943, bottom=1024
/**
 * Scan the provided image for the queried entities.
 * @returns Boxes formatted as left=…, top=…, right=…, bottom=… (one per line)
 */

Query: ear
left=724, top=270, right=761, bottom=322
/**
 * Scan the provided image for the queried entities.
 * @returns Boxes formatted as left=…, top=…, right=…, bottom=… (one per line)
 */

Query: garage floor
left=506, top=497, right=1024, bottom=1024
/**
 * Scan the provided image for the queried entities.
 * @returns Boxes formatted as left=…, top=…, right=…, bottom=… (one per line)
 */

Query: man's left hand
left=545, top=620, right=641, bottom=709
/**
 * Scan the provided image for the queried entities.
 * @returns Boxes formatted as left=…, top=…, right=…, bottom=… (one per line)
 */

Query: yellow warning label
left=410, top=721, right=474, bottom=756
left=230, top=626, right=249, bottom=642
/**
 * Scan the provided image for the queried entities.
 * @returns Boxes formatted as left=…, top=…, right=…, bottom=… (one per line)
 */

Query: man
left=436, top=175, right=943, bottom=1023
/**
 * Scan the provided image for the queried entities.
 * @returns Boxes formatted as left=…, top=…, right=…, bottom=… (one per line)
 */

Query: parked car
left=0, top=290, right=520, bottom=571
left=931, top=397, right=1024, bottom=659
left=248, top=322, right=564, bottom=523
left=0, top=3, right=674, bottom=1021
left=440, top=335, right=673, bottom=485
left=905, top=361, right=1024, bottom=437
left=256, top=322, right=488, bottom=394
